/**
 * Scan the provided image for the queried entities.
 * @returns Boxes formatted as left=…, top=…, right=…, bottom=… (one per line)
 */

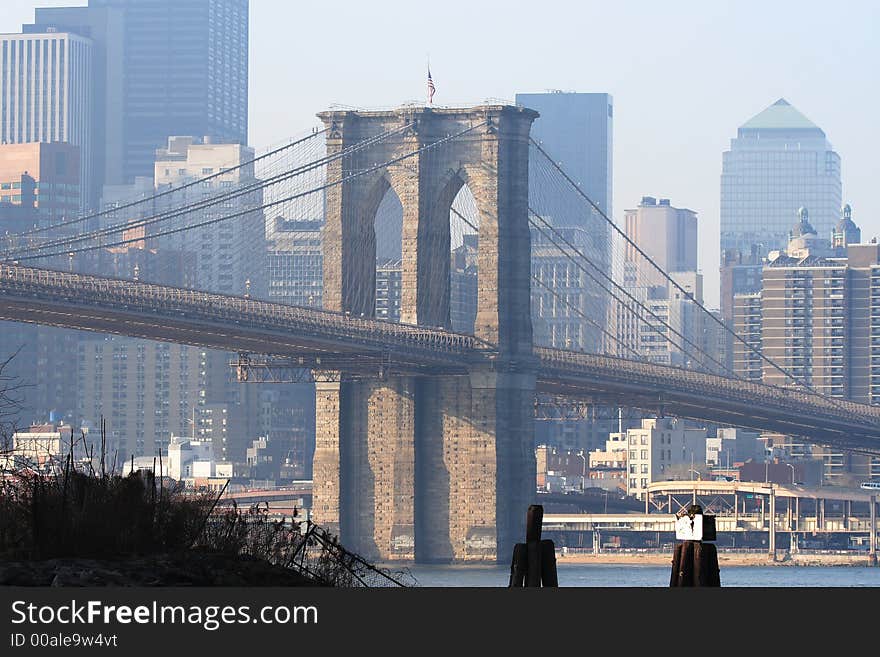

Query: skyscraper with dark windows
left=517, top=91, right=614, bottom=350
left=515, top=91, right=613, bottom=224
left=26, top=0, right=249, bottom=194
left=102, top=0, right=249, bottom=183
left=720, top=98, right=841, bottom=260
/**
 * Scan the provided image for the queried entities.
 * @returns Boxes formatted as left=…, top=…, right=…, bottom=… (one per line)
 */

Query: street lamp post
left=786, top=463, right=796, bottom=485
left=688, top=469, right=701, bottom=505
left=577, top=453, right=586, bottom=491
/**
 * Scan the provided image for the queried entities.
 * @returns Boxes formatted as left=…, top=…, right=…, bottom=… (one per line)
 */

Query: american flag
left=427, top=68, right=436, bottom=105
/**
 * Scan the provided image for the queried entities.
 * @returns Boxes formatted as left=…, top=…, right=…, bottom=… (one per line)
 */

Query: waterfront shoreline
left=555, top=551, right=877, bottom=567
left=382, top=551, right=878, bottom=570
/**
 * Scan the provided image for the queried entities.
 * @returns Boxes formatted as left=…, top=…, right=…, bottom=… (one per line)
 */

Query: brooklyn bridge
left=2, top=104, right=878, bottom=562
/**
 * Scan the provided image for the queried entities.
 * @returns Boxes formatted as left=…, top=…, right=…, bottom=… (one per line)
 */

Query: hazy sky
left=4, top=1, right=879, bottom=307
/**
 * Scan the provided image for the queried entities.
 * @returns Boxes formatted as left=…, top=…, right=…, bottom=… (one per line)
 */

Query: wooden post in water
left=669, top=504, right=721, bottom=587
left=508, top=504, right=558, bottom=587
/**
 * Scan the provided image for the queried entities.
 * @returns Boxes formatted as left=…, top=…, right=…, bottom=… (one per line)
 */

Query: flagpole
left=426, top=56, right=435, bottom=107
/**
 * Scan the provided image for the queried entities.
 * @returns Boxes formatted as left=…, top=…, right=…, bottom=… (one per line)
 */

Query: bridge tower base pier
left=312, top=368, right=536, bottom=563
left=413, top=370, right=535, bottom=563
left=313, top=376, right=416, bottom=561
left=414, top=376, right=467, bottom=564
left=312, top=377, right=344, bottom=538
left=469, top=368, right=537, bottom=564
left=415, top=369, right=535, bottom=563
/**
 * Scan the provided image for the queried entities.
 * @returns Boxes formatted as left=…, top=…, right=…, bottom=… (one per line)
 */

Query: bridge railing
left=0, top=264, right=486, bottom=360
left=536, top=347, right=880, bottom=427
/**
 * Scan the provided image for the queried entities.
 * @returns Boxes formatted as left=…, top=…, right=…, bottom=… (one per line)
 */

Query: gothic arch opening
left=449, top=183, right=480, bottom=335
left=372, top=179, right=403, bottom=322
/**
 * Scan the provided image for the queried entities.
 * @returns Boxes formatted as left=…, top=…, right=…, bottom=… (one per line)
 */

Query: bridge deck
left=1, top=264, right=878, bottom=450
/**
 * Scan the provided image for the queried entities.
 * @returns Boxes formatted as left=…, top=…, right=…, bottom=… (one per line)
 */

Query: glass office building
left=515, top=91, right=613, bottom=223
left=516, top=90, right=614, bottom=353
left=720, top=98, right=841, bottom=258
left=104, top=0, right=249, bottom=182
left=27, top=0, right=249, bottom=188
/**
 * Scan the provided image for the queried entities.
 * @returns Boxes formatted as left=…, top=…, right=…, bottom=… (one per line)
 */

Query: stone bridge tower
left=312, top=105, right=538, bottom=562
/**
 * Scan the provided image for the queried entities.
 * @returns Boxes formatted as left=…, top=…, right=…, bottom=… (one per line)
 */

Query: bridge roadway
left=542, top=512, right=877, bottom=535
left=1, top=264, right=879, bottom=450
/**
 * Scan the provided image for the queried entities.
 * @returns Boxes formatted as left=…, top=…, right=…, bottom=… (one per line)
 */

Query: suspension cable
left=449, top=205, right=640, bottom=359
left=529, top=212, right=732, bottom=376
left=12, top=121, right=489, bottom=262
left=9, top=128, right=328, bottom=239
left=530, top=138, right=849, bottom=405
left=3, top=123, right=414, bottom=260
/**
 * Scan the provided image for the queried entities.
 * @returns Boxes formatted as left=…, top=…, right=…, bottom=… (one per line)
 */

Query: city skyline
left=3, top=1, right=879, bottom=308
left=2, top=0, right=880, bottom=599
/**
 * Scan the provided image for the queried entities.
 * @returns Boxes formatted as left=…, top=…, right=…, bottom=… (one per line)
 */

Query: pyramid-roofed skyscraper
left=720, top=98, right=841, bottom=258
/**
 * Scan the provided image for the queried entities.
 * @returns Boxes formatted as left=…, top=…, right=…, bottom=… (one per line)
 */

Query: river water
left=403, top=563, right=880, bottom=587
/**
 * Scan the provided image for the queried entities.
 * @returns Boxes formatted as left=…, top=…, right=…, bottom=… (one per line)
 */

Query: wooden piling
left=508, top=504, right=558, bottom=587
left=670, top=540, right=720, bottom=587
left=508, top=543, right=528, bottom=587
left=540, top=539, right=558, bottom=587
